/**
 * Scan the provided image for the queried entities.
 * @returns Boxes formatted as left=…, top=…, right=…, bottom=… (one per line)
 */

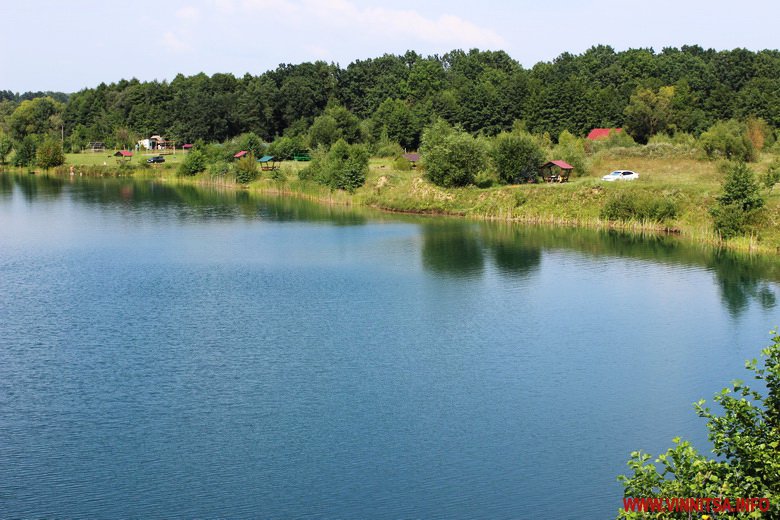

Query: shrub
left=474, top=170, right=499, bottom=188
left=601, top=191, right=678, bottom=222
left=420, top=119, right=486, bottom=187
left=268, top=135, right=307, bottom=161
left=237, top=132, right=267, bottom=158
left=392, top=156, right=412, bottom=171
left=208, top=160, right=230, bottom=178
left=700, top=120, right=756, bottom=162
left=374, top=138, right=404, bottom=158
left=606, top=142, right=698, bottom=159
left=304, top=139, right=369, bottom=192
left=0, top=133, right=13, bottom=164
left=763, top=158, right=780, bottom=190
left=177, top=149, right=207, bottom=176
left=491, top=132, right=545, bottom=184
left=270, top=166, right=287, bottom=183
left=553, top=130, right=587, bottom=176
left=12, top=135, right=37, bottom=167
left=35, top=136, right=65, bottom=170
left=308, top=114, right=340, bottom=149
left=234, top=153, right=258, bottom=184
left=710, top=162, right=764, bottom=239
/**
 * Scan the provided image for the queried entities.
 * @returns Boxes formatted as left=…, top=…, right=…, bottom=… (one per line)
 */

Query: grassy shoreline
left=16, top=150, right=780, bottom=255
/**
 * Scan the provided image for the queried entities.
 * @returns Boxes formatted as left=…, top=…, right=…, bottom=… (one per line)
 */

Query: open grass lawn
left=65, top=150, right=186, bottom=169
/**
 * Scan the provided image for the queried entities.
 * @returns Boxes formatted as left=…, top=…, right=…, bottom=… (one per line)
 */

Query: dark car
left=147, top=155, right=165, bottom=163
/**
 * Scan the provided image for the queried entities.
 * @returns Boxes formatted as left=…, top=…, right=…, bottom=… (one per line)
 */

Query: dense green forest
left=2, top=45, right=780, bottom=152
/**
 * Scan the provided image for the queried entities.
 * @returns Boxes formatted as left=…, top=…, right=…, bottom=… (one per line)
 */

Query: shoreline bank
left=7, top=162, right=779, bottom=256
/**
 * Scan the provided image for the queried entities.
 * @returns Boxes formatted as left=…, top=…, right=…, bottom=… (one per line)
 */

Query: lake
left=1, top=173, right=778, bottom=519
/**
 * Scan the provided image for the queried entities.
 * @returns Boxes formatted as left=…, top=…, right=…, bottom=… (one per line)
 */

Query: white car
left=602, top=170, right=639, bottom=181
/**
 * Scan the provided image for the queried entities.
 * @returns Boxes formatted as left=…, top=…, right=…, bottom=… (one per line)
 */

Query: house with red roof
left=587, top=128, right=623, bottom=140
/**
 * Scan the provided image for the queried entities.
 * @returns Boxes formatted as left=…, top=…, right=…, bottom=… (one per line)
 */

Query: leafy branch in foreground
left=618, top=332, right=780, bottom=519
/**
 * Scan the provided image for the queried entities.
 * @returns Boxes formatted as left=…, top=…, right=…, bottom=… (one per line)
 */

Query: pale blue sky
left=2, top=0, right=778, bottom=93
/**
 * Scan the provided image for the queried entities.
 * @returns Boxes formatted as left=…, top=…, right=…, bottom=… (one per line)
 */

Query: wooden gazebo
left=258, top=155, right=278, bottom=171
left=541, top=160, right=574, bottom=183
left=113, top=150, right=133, bottom=164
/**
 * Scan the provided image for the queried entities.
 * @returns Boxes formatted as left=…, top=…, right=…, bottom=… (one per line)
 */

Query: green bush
left=474, top=170, right=499, bottom=188
left=36, top=136, right=65, bottom=170
left=268, top=135, right=307, bottom=161
left=236, top=132, right=267, bottom=158
left=420, top=119, right=486, bottom=187
left=392, top=156, right=412, bottom=171
left=270, top=167, right=287, bottom=183
left=234, top=153, right=258, bottom=184
left=553, top=130, right=587, bottom=176
left=177, top=149, right=207, bottom=176
left=491, top=132, right=545, bottom=184
left=601, top=191, right=678, bottom=222
left=303, top=139, right=369, bottom=192
left=208, top=160, right=230, bottom=178
left=710, top=162, right=764, bottom=239
left=375, top=139, right=404, bottom=158
left=763, top=157, right=780, bottom=189
left=12, top=135, right=37, bottom=167
left=700, top=120, right=756, bottom=162
left=0, top=133, right=13, bottom=164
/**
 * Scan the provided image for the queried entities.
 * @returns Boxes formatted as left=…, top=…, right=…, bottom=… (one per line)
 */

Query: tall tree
left=7, top=96, right=64, bottom=140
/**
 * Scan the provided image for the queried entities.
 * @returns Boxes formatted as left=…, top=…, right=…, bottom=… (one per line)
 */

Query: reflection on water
left=0, top=172, right=13, bottom=197
left=481, top=224, right=543, bottom=277
left=10, top=172, right=64, bottom=201
left=422, top=222, right=485, bottom=277
left=708, top=253, right=778, bottom=316
left=2, top=172, right=778, bottom=319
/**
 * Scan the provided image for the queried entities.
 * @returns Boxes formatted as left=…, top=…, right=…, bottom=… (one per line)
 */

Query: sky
left=2, top=0, right=779, bottom=94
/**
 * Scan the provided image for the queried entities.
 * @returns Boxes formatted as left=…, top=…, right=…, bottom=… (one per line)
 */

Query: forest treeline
left=2, top=45, right=780, bottom=152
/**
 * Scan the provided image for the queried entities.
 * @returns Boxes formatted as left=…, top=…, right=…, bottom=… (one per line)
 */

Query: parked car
left=602, top=170, right=638, bottom=181
left=147, top=155, right=165, bottom=163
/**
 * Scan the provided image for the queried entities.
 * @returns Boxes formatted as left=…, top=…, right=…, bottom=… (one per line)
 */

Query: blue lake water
left=1, top=173, right=779, bottom=519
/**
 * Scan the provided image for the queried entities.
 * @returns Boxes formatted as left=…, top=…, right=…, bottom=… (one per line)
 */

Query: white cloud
left=368, top=9, right=505, bottom=48
left=162, top=31, right=192, bottom=53
left=176, top=5, right=201, bottom=21
left=286, top=0, right=505, bottom=48
left=240, top=0, right=300, bottom=15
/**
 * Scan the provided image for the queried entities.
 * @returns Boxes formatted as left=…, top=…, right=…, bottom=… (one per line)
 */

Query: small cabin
left=234, top=150, right=248, bottom=159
